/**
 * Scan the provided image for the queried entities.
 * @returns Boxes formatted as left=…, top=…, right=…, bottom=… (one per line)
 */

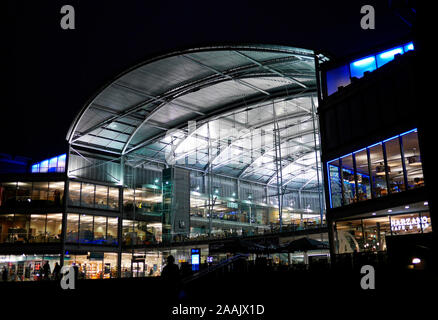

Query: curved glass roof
left=68, top=45, right=322, bottom=190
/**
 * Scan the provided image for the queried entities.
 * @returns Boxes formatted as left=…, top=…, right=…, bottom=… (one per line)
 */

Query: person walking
left=53, top=262, right=61, bottom=280
left=2, top=267, right=8, bottom=282
left=42, top=261, right=51, bottom=280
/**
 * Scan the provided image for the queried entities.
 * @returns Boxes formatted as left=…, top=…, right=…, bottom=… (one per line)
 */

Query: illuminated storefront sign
left=390, top=216, right=429, bottom=232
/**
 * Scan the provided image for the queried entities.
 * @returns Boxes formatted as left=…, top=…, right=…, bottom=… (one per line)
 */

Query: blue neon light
left=326, top=41, right=414, bottom=96
left=30, top=154, right=66, bottom=173
left=327, top=163, right=333, bottom=208
left=404, top=42, right=414, bottom=52
left=350, top=56, right=376, bottom=78
left=376, top=47, right=403, bottom=67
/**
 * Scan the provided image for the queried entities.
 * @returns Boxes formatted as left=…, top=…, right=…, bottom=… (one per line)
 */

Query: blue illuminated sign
left=191, top=248, right=200, bottom=271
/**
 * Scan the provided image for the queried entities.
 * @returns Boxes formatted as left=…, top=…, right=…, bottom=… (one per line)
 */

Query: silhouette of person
left=42, top=261, right=51, bottom=280
left=161, top=255, right=181, bottom=300
left=2, top=267, right=8, bottom=282
left=161, top=255, right=180, bottom=282
left=53, top=262, right=61, bottom=280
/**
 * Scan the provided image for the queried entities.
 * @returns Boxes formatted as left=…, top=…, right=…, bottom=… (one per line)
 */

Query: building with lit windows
left=318, top=39, right=435, bottom=269
left=0, top=45, right=330, bottom=280
left=2, top=39, right=432, bottom=282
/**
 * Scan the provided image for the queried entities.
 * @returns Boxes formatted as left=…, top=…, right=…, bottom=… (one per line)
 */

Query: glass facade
left=31, top=154, right=66, bottom=173
left=0, top=213, right=62, bottom=244
left=0, top=181, right=65, bottom=208
left=327, top=129, right=424, bottom=208
left=67, top=181, right=119, bottom=211
left=334, top=201, right=431, bottom=254
left=66, top=213, right=119, bottom=245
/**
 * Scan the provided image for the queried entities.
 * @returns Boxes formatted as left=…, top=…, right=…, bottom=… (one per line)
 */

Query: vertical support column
left=311, top=96, right=324, bottom=225
left=117, top=155, right=125, bottom=278
left=60, top=145, right=71, bottom=268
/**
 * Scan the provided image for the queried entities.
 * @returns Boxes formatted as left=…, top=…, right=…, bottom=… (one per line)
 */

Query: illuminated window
left=376, top=46, right=403, bottom=67
left=350, top=56, right=376, bottom=78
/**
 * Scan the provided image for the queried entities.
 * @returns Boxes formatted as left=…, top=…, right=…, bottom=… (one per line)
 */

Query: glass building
left=1, top=45, right=329, bottom=280
left=318, top=39, right=435, bottom=269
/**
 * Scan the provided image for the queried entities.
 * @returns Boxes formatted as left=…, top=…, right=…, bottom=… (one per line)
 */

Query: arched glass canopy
left=67, top=45, right=324, bottom=191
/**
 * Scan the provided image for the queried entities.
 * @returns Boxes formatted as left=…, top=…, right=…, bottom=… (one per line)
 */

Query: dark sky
left=5, top=0, right=414, bottom=161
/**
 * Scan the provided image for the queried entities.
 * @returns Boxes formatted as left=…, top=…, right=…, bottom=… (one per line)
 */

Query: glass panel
left=1, top=182, right=17, bottom=207
left=81, top=183, right=95, bottom=208
left=341, top=154, right=356, bottom=205
left=48, top=181, right=64, bottom=206
left=104, top=253, right=118, bottom=279
left=57, top=154, right=66, bottom=172
left=107, top=217, right=118, bottom=245
left=48, top=157, right=58, bottom=172
left=123, top=219, right=134, bottom=245
left=354, top=149, right=371, bottom=201
left=335, top=219, right=363, bottom=253
left=79, top=214, right=94, bottom=243
left=68, top=181, right=81, bottom=206
left=376, top=46, right=404, bottom=67
left=66, top=213, right=79, bottom=243
left=402, top=130, right=424, bottom=189
left=16, top=182, right=32, bottom=205
left=13, top=214, right=31, bottom=244
left=123, top=188, right=135, bottom=214
left=384, top=137, right=405, bottom=193
left=369, top=143, right=388, bottom=198
left=30, top=214, right=47, bottom=243
left=39, top=160, right=49, bottom=173
left=362, top=216, right=390, bottom=252
left=108, top=187, right=119, bottom=210
left=93, top=216, right=107, bottom=244
left=326, top=64, right=351, bottom=96
left=95, top=185, right=108, bottom=209
left=46, top=214, right=62, bottom=242
left=349, top=56, right=376, bottom=78
left=420, top=212, right=432, bottom=233
left=0, top=214, right=15, bottom=243
left=328, top=159, right=342, bottom=208
left=31, top=182, right=49, bottom=204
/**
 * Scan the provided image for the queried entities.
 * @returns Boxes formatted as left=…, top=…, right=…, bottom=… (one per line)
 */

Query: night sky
left=5, top=0, right=414, bottom=161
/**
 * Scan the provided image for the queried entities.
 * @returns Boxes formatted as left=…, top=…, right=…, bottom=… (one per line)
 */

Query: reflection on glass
left=0, top=214, right=14, bottom=243
left=341, top=154, right=356, bottom=205
left=79, top=214, right=93, bottom=243
left=30, top=214, right=47, bottom=243
left=46, top=214, right=62, bottom=242
left=369, top=143, right=388, bottom=198
left=68, top=181, right=81, bottom=206
left=95, top=185, right=108, bottom=209
left=107, top=217, right=118, bottom=245
left=32, top=182, right=49, bottom=202
left=362, top=216, right=390, bottom=251
left=354, top=149, right=371, bottom=201
left=93, top=216, right=107, bottom=244
left=108, top=187, right=119, bottom=210
left=384, top=137, right=405, bottom=193
left=66, top=213, right=79, bottom=243
left=335, top=219, right=363, bottom=254
left=402, top=130, right=424, bottom=189
left=16, top=182, right=32, bottom=204
left=81, top=184, right=95, bottom=208
left=48, top=181, right=64, bottom=206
